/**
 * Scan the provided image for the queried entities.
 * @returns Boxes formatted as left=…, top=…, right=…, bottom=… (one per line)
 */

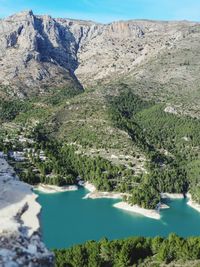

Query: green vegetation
left=20, top=130, right=136, bottom=191
left=1, top=84, right=200, bottom=209
left=54, top=234, right=200, bottom=267
left=108, top=89, right=200, bottom=207
left=0, top=99, right=32, bottom=122
left=0, top=85, right=82, bottom=125
left=1, top=81, right=200, bottom=267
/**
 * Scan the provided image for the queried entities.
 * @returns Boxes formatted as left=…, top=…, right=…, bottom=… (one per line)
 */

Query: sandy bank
left=187, top=193, right=200, bottom=213
left=160, top=203, right=170, bottom=209
left=83, top=181, right=96, bottom=192
left=35, top=184, right=78, bottom=193
left=113, top=202, right=161, bottom=220
left=161, top=192, right=184, bottom=199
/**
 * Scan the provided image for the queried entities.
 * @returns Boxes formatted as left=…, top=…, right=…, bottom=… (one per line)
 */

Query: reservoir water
left=35, top=188, right=200, bottom=249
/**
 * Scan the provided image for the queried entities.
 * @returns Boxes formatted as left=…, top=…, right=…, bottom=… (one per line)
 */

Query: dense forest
left=108, top=89, right=200, bottom=207
left=2, top=87, right=200, bottom=266
left=21, top=127, right=136, bottom=192
left=54, top=234, right=200, bottom=267
left=1, top=87, right=200, bottom=209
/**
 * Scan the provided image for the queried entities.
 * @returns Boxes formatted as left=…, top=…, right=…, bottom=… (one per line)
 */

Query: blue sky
left=0, top=0, right=200, bottom=23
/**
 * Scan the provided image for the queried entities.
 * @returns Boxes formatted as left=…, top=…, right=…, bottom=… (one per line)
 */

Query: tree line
left=54, top=234, right=200, bottom=267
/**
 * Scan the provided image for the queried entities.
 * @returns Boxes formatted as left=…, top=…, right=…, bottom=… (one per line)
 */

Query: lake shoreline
left=161, top=192, right=184, bottom=199
left=35, top=181, right=200, bottom=219
left=84, top=186, right=200, bottom=219
left=82, top=181, right=129, bottom=199
left=34, top=183, right=78, bottom=193
left=161, top=192, right=200, bottom=213
left=82, top=182, right=162, bottom=219
left=36, top=185, right=200, bottom=249
left=113, top=201, right=161, bottom=219
left=187, top=193, right=200, bottom=213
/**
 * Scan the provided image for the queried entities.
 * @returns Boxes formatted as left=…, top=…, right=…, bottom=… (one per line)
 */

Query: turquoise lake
left=35, top=188, right=200, bottom=249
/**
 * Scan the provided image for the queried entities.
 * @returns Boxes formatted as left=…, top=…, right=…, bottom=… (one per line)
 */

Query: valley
left=1, top=9, right=200, bottom=267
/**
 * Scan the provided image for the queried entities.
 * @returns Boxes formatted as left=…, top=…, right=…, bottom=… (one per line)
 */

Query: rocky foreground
left=0, top=157, right=54, bottom=266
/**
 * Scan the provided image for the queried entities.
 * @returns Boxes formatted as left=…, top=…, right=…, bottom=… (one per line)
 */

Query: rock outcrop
left=0, top=157, right=54, bottom=266
left=0, top=10, right=82, bottom=96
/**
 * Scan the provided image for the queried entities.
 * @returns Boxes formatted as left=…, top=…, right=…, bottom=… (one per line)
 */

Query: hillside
left=1, top=10, right=200, bottom=204
left=1, top=9, right=200, bottom=267
left=0, top=10, right=82, bottom=96
left=1, top=11, right=200, bottom=116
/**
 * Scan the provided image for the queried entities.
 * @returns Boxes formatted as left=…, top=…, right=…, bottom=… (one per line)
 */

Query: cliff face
left=1, top=10, right=200, bottom=96
left=0, top=157, right=54, bottom=266
left=0, top=10, right=82, bottom=97
left=68, top=19, right=198, bottom=87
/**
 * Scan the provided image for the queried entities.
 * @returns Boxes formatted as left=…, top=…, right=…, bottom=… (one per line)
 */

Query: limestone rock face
left=0, top=157, right=54, bottom=266
left=0, top=10, right=81, bottom=96
left=0, top=10, right=199, bottom=95
left=68, top=20, right=197, bottom=87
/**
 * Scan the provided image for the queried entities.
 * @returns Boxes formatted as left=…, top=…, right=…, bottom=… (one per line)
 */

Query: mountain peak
left=9, top=10, right=34, bottom=19
left=0, top=11, right=199, bottom=97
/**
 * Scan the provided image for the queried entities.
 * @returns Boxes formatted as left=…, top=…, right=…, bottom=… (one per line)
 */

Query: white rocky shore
left=116, top=192, right=200, bottom=219
left=85, top=191, right=127, bottom=199
left=113, top=202, right=161, bottom=220
left=161, top=192, right=200, bottom=213
left=35, top=183, right=78, bottom=193
left=83, top=182, right=163, bottom=219
left=0, top=158, right=54, bottom=266
left=161, top=192, right=184, bottom=199
left=83, top=181, right=128, bottom=199
left=187, top=193, right=200, bottom=213
left=83, top=181, right=96, bottom=193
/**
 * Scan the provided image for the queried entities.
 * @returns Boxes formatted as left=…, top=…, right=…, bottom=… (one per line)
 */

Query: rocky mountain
left=0, top=10, right=82, bottom=97
left=1, top=10, right=200, bottom=101
left=2, top=10, right=200, bottom=267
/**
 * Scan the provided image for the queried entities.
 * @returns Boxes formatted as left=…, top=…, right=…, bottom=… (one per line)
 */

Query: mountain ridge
left=1, top=10, right=200, bottom=99
left=2, top=10, right=200, bottom=267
